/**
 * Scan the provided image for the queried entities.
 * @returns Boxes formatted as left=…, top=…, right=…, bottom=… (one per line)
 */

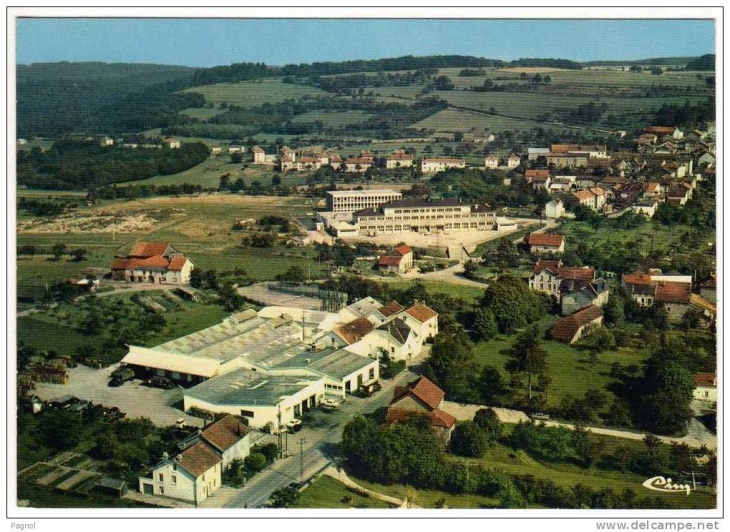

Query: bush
left=245, top=452, right=267, bottom=472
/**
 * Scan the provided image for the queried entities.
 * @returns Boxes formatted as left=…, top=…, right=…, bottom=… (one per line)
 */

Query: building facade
left=325, top=189, right=402, bottom=213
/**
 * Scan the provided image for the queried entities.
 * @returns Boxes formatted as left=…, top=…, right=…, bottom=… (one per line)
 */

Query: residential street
left=214, top=365, right=421, bottom=508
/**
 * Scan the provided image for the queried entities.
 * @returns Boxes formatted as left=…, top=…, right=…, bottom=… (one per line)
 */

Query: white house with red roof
left=693, top=373, right=717, bottom=403
left=251, top=145, right=266, bottom=164
left=377, top=244, right=413, bottom=275
left=111, top=242, right=195, bottom=285
left=386, top=150, right=414, bottom=169
left=525, top=232, right=565, bottom=254
left=138, top=441, right=222, bottom=504
left=529, top=259, right=595, bottom=297
left=199, top=415, right=251, bottom=471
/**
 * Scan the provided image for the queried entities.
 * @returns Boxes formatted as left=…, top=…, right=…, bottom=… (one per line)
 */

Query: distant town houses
left=421, top=157, right=466, bottom=173
left=111, top=242, right=195, bottom=285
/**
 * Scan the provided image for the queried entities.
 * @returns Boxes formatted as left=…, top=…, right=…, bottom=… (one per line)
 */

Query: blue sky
left=16, top=18, right=715, bottom=67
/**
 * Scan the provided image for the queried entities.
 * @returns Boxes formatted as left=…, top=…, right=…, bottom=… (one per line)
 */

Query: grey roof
left=185, top=368, right=317, bottom=407
left=377, top=318, right=412, bottom=345
left=275, top=347, right=375, bottom=380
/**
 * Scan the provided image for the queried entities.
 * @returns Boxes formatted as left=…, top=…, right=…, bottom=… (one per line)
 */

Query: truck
left=109, top=367, right=135, bottom=387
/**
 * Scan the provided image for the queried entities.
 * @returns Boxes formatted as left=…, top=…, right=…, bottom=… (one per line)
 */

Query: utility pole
left=277, top=405, right=283, bottom=458
left=298, top=437, right=307, bottom=482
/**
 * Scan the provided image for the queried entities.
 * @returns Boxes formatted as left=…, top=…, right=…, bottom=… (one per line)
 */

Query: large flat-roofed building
left=353, top=199, right=496, bottom=236
left=325, top=189, right=402, bottom=214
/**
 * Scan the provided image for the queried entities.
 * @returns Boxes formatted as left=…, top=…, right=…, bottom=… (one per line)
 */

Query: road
left=218, top=365, right=421, bottom=508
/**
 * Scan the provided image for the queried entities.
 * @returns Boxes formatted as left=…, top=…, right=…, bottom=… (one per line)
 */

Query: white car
left=286, top=419, right=302, bottom=431
left=321, top=398, right=341, bottom=409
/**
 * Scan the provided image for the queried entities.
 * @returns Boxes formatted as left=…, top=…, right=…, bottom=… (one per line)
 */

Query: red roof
left=379, top=300, right=405, bottom=318
left=129, top=242, right=170, bottom=258
left=533, top=260, right=562, bottom=275
left=388, top=152, right=414, bottom=161
left=168, top=256, right=189, bottom=271
left=551, top=306, right=604, bottom=343
left=693, top=373, right=716, bottom=387
left=655, top=281, right=691, bottom=304
left=391, top=376, right=445, bottom=410
left=176, top=442, right=222, bottom=478
left=335, top=317, right=374, bottom=344
left=525, top=169, right=550, bottom=179
left=423, top=158, right=465, bottom=164
left=622, top=272, right=654, bottom=286
left=559, top=267, right=595, bottom=281
left=430, top=408, right=457, bottom=429
left=378, top=255, right=403, bottom=267
left=395, top=244, right=412, bottom=256
left=405, top=303, right=438, bottom=323
left=527, top=233, right=564, bottom=248
left=201, top=415, right=250, bottom=452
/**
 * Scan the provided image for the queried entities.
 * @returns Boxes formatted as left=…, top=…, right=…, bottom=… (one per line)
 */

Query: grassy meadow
left=182, top=79, right=332, bottom=107
left=295, top=476, right=395, bottom=509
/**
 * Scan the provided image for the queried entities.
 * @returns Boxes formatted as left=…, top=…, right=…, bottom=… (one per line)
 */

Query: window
left=158, top=473, right=163, bottom=482
left=202, top=474, right=205, bottom=481
left=160, top=486, right=164, bottom=495
left=369, top=368, right=375, bottom=380
left=171, top=475, right=177, bottom=485
left=172, top=463, right=177, bottom=471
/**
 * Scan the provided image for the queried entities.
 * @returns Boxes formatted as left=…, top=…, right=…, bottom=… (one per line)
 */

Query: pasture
left=409, top=107, right=568, bottom=134
left=290, top=110, right=375, bottom=126
left=183, top=79, right=332, bottom=107
left=179, top=106, right=228, bottom=120
left=294, top=476, right=394, bottom=509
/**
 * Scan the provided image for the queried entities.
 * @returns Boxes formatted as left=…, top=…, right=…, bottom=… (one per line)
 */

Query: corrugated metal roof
left=122, top=346, right=220, bottom=378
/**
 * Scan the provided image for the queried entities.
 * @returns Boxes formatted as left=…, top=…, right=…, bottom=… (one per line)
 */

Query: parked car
left=109, top=368, right=135, bottom=387
left=144, top=376, right=176, bottom=390
left=530, top=412, right=550, bottom=421
left=320, top=398, right=341, bottom=409
left=286, top=419, right=302, bottom=432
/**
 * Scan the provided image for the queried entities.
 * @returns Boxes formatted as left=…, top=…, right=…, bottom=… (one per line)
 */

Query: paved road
left=219, top=365, right=421, bottom=508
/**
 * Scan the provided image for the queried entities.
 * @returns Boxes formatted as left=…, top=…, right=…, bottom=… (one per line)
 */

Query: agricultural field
left=179, top=106, right=228, bottom=120
left=16, top=195, right=327, bottom=304
left=290, top=110, right=375, bottom=126
left=183, top=79, right=332, bottom=107
left=409, top=107, right=567, bottom=134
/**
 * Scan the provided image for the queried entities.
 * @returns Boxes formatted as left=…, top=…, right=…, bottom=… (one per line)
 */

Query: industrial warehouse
left=119, top=298, right=438, bottom=430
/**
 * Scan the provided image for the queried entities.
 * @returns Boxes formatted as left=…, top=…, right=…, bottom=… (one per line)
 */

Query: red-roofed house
left=525, top=169, right=552, bottom=191
left=655, top=281, right=692, bottom=322
left=386, top=150, right=415, bottom=169
left=693, top=373, right=717, bottom=403
left=138, top=441, right=222, bottom=504
left=550, top=306, right=604, bottom=344
left=387, top=376, right=456, bottom=443
left=525, top=232, right=565, bottom=254
left=401, top=302, right=439, bottom=343
left=200, top=415, right=251, bottom=471
left=251, top=145, right=266, bottom=164
left=529, top=259, right=595, bottom=297
left=111, top=242, right=195, bottom=285
left=377, top=244, right=413, bottom=275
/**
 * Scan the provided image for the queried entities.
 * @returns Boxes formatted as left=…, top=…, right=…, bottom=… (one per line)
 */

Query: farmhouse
left=325, top=189, right=402, bottom=214
left=506, top=154, right=521, bottom=169
left=251, top=146, right=266, bottom=164
left=344, top=156, right=374, bottom=173
left=138, top=442, right=221, bottom=504
left=421, top=157, right=465, bottom=173
left=353, top=198, right=497, bottom=236
left=386, top=376, right=456, bottom=444
left=386, top=150, right=414, bottom=169
left=550, top=305, right=604, bottom=344
left=377, top=244, right=413, bottom=275
left=560, top=278, right=610, bottom=316
left=111, top=242, right=195, bottom=285
left=525, top=233, right=565, bottom=254
left=484, top=155, right=499, bottom=169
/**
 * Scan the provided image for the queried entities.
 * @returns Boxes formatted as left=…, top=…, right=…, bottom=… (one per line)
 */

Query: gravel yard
left=32, top=364, right=204, bottom=428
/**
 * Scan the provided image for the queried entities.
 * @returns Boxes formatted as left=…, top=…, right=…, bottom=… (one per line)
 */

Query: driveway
left=32, top=364, right=204, bottom=428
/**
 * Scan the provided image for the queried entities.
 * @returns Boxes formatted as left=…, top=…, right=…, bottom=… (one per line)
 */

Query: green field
left=378, top=279, right=486, bottom=305
left=18, top=291, right=230, bottom=360
left=179, top=106, right=228, bottom=120
left=410, top=107, right=567, bottom=134
left=295, top=476, right=394, bottom=509
left=472, top=314, right=651, bottom=414
left=183, top=79, right=332, bottom=107
left=290, top=110, right=375, bottom=126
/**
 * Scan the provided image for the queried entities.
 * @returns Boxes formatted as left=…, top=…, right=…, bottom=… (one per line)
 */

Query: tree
left=17, top=245, right=36, bottom=258
left=473, top=408, right=502, bottom=444
left=51, top=242, right=67, bottom=260
left=70, top=248, right=89, bottom=261
left=272, top=174, right=282, bottom=187
left=482, top=274, right=546, bottom=334
left=433, top=75, right=455, bottom=91
left=505, top=324, right=549, bottom=406
left=473, top=308, right=498, bottom=340
left=423, top=334, right=480, bottom=403
left=640, top=356, right=694, bottom=435
left=276, top=265, right=306, bottom=284
left=478, top=365, right=507, bottom=406
left=450, top=421, right=489, bottom=458
left=230, top=152, right=243, bottom=164
left=219, top=174, right=231, bottom=190
left=189, top=268, right=203, bottom=289
left=246, top=452, right=267, bottom=472
left=267, top=487, right=300, bottom=508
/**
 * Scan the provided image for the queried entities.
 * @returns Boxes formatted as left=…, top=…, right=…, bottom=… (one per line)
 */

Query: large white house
left=421, top=157, right=465, bottom=173
left=111, top=242, right=195, bottom=285
left=138, top=442, right=221, bottom=504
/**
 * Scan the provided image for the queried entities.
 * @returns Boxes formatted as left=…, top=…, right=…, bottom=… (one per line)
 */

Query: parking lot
left=32, top=364, right=204, bottom=428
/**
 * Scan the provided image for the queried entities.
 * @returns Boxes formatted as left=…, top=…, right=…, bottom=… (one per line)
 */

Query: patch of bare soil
left=17, top=208, right=185, bottom=234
